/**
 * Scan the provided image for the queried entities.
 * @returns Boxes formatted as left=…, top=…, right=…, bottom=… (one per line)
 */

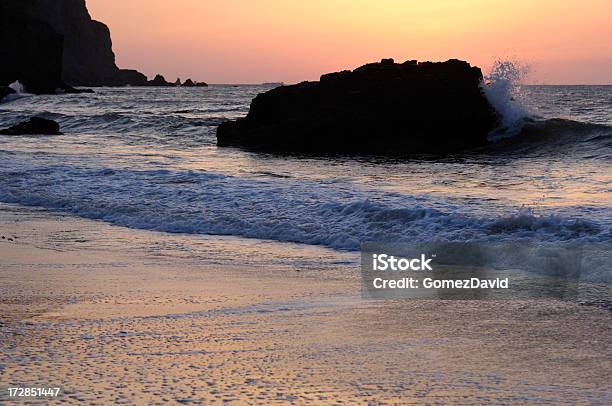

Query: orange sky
left=87, top=0, right=612, bottom=84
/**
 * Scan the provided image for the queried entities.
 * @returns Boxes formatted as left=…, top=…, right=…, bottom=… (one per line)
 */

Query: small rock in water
left=182, top=78, right=208, bottom=87
left=217, top=58, right=498, bottom=153
left=0, top=117, right=62, bottom=135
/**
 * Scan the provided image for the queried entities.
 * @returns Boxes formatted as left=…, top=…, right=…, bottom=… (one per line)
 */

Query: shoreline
left=1, top=203, right=611, bottom=403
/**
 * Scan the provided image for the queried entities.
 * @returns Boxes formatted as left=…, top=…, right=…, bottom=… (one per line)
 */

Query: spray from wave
left=481, top=60, right=531, bottom=139
left=8, top=80, right=25, bottom=94
left=2, top=80, right=29, bottom=103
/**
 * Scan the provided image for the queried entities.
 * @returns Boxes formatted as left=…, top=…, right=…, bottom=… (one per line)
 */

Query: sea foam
left=481, top=60, right=531, bottom=138
left=2, top=80, right=29, bottom=103
left=0, top=159, right=608, bottom=253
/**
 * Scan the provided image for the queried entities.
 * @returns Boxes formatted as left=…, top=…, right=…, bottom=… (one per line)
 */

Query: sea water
left=0, top=83, right=610, bottom=270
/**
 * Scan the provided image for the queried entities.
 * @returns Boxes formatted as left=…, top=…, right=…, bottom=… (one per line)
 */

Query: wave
left=8, top=80, right=25, bottom=94
left=1, top=80, right=31, bottom=103
left=479, top=118, right=612, bottom=160
left=2, top=111, right=225, bottom=140
left=478, top=61, right=612, bottom=158
left=481, top=61, right=612, bottom=158
left=481, top=60, right=531, bottom=137
left=0, top=162, right=608, bottom=253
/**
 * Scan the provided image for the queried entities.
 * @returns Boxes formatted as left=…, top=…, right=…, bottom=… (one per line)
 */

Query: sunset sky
left=87, top=0, right=612, bottom=84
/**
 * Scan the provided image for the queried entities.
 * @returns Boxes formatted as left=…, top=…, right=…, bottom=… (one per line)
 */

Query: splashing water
left=2, top=80, right=28, bottom=103
left=8, top=80, right=25, bottom=94
left=481, top=61, right=531, bottom=136
left=0, top=85, right=610, bottom=255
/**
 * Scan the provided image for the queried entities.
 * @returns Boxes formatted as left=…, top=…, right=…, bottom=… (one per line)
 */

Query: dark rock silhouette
left=27, top=0, right=147, bottom=86
left=182, top=78, right=209, bottom=87
left=0, top=117, right=62, bottom=135
left=116, top=69, right=148, bottom=86
left=174, top=78, right=182, bottom=86
left=0, top=2, right=65, bottom=94
left=0, top=1, right=209, bottom=90
left=147, top=74, right=174, bottom=87
left=217, top=58, right=499, bottom=154
left=33, top=0, right=119, bottom=86
left=0, top=0, right=147, bottom=89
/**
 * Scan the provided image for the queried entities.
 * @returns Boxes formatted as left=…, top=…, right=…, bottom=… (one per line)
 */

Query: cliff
left=0, top=0, right=147, bottom=90
left=27, top=0, right=120, bottom=86
left=0, top=1, right=64, bottom=93
left=217, top=59, right=499, bottom=154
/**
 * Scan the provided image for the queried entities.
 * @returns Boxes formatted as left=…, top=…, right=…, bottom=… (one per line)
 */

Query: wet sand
left=1, top=204, right=610, bottom=404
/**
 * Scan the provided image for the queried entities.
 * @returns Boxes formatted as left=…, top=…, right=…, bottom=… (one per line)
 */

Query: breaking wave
left=478, top=62, right=612, bottom=158
left=481, top=60, right=532, bottom=138
left=0, top=162, right=608, bottom=251
left=0, top=85, right=610, bottom=283
left=1, top=80, right=30, bottom=103
left=478, top=118, right=612, bottom=160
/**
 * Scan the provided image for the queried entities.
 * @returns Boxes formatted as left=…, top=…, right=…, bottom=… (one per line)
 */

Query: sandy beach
left=0, top=203, right=609, bottom=404
left=2, top=0, right=612, bottom=404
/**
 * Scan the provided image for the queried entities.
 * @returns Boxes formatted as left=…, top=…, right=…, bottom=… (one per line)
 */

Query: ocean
left=0, top=84, right=611, bottom=257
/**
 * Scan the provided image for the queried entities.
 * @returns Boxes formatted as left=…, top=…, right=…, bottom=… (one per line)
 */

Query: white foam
left=2, top=80, right=30, bottom=103
left=8, top=80, right=25, bottom=94
left=0, top=159, right=607, bottom=252
left=481, top=60, right=531, bottom=138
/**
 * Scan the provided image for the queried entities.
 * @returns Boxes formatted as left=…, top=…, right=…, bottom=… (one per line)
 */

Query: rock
left=147, top=74, right=174, bottom=87
left=115, top=69, right=148, bottom=86
left=217, top=58, right=499, bottom=154
left=174, top=78, right=182, bottom=86
left=182, top=78, right=208, bottom=87
left=0, top=0, right=147, bottom=89
left=0, top=1, right=203, bottom=89
left=28, top=0, right=118, bottom=85
left=0, top=86, right=16, bottom=102
left=0, top=117, right=62, bottom=135
left=0, top=2, right=65, bottom=94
